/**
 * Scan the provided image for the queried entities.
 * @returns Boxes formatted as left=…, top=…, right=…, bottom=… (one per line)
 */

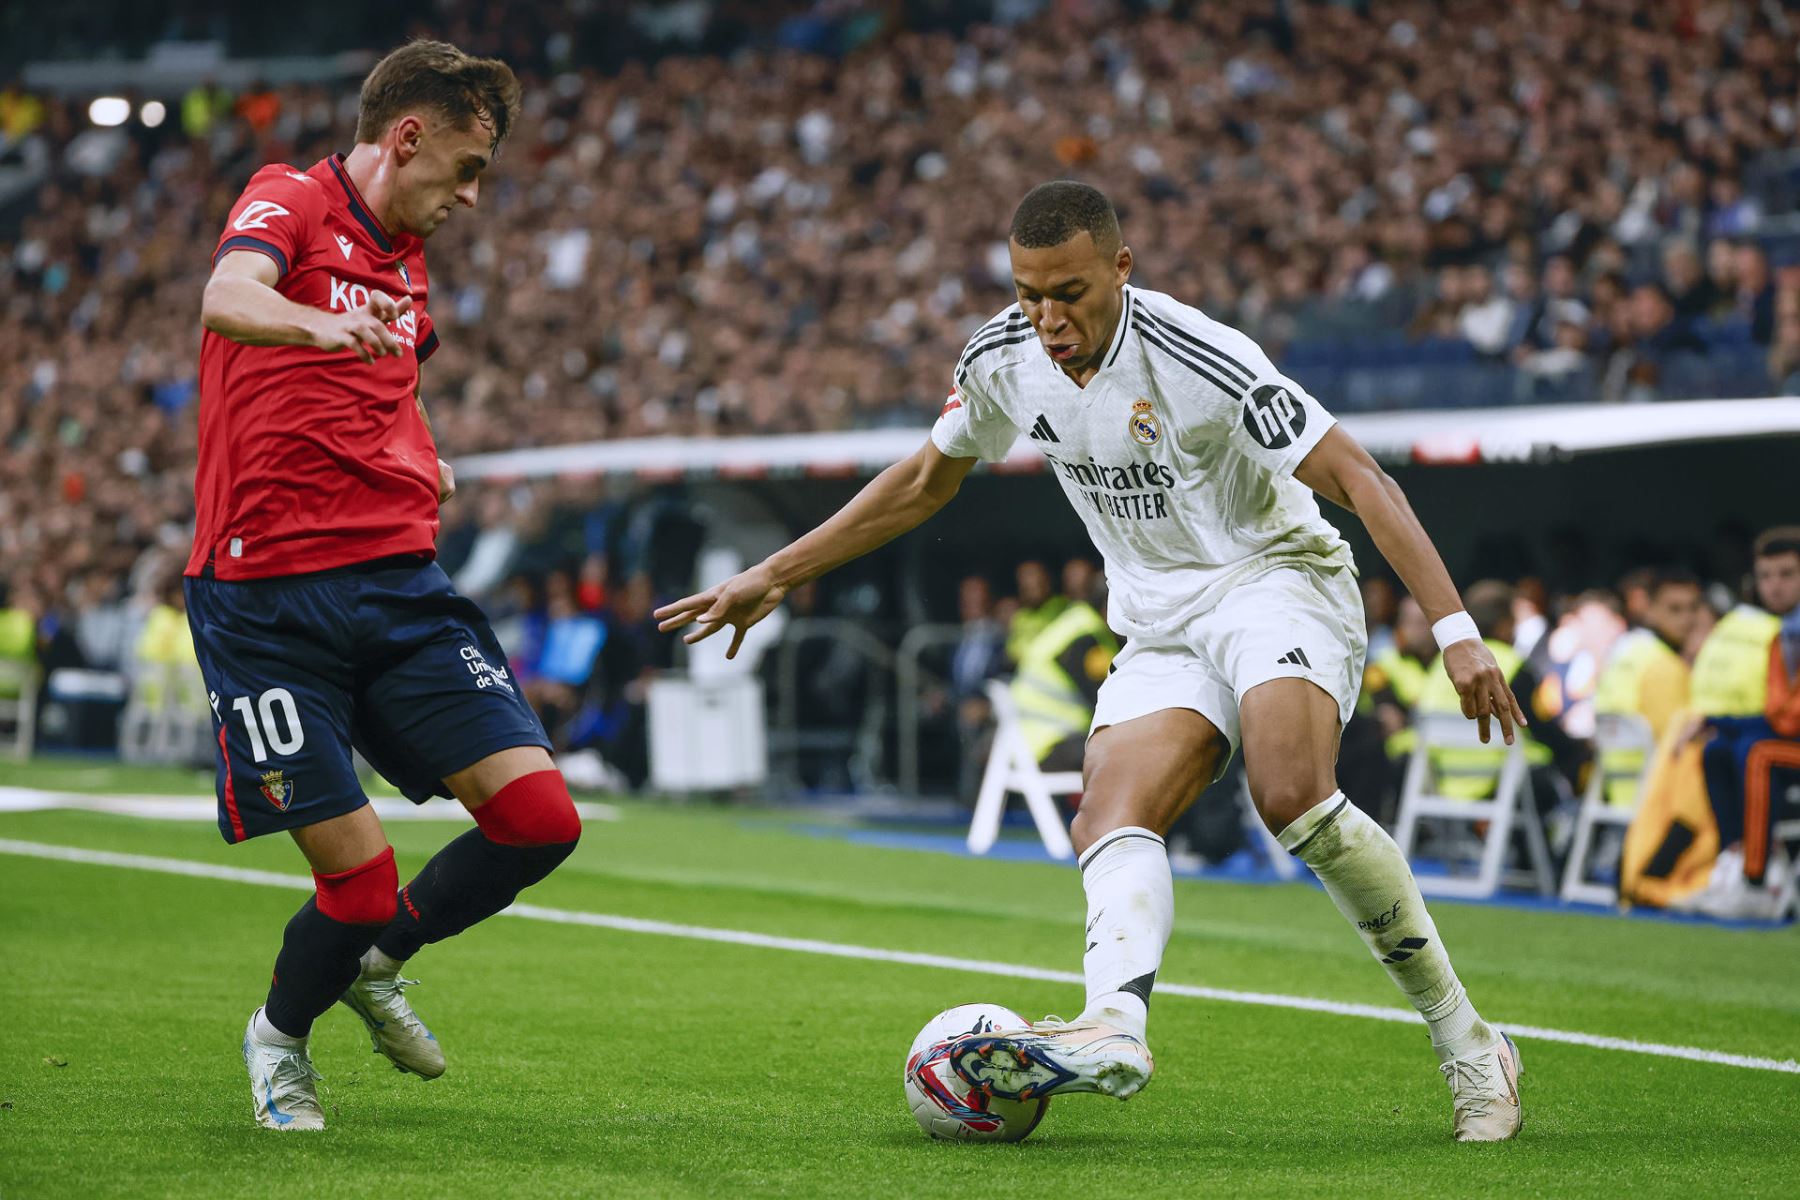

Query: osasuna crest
left=259, top=769, right=293, bottom=811
left=1243, top=383, right=1306, bottom=449
left=1128, top=398, right=1161, bottom=446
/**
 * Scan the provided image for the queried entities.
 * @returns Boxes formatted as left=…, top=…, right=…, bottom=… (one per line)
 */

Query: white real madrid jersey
left=931, top=285, right=1354, bottom=640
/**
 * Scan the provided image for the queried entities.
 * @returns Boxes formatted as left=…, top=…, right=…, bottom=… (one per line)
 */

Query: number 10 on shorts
left=225, top=687, right=306, bottom=762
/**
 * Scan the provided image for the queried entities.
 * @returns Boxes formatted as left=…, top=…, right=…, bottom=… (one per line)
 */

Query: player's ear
left=1116, top=244, right=1133, bottom=285
left=393, top=114, right=425, bottom=165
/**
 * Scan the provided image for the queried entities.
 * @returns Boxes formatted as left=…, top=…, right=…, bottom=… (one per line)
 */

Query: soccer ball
left=902, top=1002, right=1049, bottom=1143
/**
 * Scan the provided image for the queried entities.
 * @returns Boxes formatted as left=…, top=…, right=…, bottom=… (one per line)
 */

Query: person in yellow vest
left=1593, top=568, right=1703, bottom=807
left=1672, top=528, right=1800, bottom=918
left=1010, top=578, right=1117, bottom=773
left=1416, top=580, right=1587, bottom=805
left=1004, top=559, right=1070, bottom=666
left=1339, top=595, right=1434, bottom=824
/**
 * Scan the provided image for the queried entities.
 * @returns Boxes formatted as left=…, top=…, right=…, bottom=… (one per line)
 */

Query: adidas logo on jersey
left=1028, top=414, right=1060, bottom=443
left=1276, top=647, right=1312, bottom=668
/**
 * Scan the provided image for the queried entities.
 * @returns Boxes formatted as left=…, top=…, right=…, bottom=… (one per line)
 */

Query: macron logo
left=335, top=234, right=355, bottom=261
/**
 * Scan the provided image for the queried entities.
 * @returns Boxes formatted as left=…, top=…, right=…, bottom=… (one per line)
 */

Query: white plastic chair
left=1559, top=713, right=1656, bottom=906
left=967, top=680, right=1077, bottom=860
left=0, top=658, right=38, bottom=760
left=1393, top=713, right=1554, bottom=899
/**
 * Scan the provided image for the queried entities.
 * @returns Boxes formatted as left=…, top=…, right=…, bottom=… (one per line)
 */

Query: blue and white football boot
left=942, top=1016, right=1154, bottom=1103
left=243, top=1009, right=325, bottom=1131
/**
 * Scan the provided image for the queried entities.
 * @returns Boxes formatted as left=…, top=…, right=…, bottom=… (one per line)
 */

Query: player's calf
left=372, top=769, right=581, bottom=964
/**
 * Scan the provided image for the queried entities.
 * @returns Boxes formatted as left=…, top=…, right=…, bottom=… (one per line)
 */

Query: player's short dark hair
left=356, top=39, right=521, bottom=152
left=1010, top=181, right=1122, bottom=254
left=1463, top=579, right=1516, bottom=641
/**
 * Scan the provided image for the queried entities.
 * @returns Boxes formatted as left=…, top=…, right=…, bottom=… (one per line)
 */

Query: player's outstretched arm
left=202, top=250, right=411, bottom=363
left=655, top=438, right=977, bottom=658
left=1294, top=425, right=1528, bottom=745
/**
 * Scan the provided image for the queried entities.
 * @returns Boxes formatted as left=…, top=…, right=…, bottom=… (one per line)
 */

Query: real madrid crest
left=1129, top=398, right=1161, bottom=446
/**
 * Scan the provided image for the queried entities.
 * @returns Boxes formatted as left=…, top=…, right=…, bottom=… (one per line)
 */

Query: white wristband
left=1432, top=611, right=1481, bottom=651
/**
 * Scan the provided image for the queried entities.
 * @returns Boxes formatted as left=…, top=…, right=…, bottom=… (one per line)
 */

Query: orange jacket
left=1768, top=641, right=1800, bottom=738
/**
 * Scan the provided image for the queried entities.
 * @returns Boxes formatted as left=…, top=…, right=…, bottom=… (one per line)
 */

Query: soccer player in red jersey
left=189, top=41, right=581, bottom=1131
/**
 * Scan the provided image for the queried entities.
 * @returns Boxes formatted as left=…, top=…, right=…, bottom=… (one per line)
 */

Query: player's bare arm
left=201, top=249, right=412, bottom=364
left=655, top=438, right=977, bottom=657
left=1293, top=425, right=1527, bottom=744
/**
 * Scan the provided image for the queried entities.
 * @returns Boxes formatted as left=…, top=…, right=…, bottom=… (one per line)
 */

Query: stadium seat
left=967, top=680, right=1077, bottom=861
left=1559, top=713, right=1656, bottom=907
left=1392, top=714, right=1556, bottom=899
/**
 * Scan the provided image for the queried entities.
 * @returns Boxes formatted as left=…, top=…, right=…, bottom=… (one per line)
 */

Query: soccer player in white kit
left=657, top=182, right=1527, bottom=1141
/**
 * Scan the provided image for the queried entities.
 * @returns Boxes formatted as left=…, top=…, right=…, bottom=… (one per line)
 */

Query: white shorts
left=1090, top=560, right=1367, bottom=761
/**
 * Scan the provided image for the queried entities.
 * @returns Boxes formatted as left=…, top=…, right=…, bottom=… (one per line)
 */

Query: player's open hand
left=654, top=564, right=788, bottom=659
left=313, top=290, right=413, bottom=363
left=1442, top=638, right=1529, bottom=745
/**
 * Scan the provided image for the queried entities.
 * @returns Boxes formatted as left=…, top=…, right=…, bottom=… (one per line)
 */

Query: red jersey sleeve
left=212, top=166, right=326, bottom=281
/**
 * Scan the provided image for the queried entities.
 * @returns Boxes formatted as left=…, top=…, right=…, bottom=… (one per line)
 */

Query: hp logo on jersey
left=1243, top=384, right=1306, bottom=449
left=1129, top=399, right=1161, bottom=446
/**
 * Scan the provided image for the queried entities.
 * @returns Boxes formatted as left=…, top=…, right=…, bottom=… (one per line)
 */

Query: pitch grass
left=1, top=782, right=1797, bottom=1196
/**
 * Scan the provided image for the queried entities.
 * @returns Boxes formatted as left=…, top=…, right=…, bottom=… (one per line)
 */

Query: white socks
left=1278, top=792, right=1493, bottom=1061
left=253, top=1007, right=306, bottom=1047
left=1075, top=826, right=1172, bottom=1041
left=361, top=946, right=404, bottom=977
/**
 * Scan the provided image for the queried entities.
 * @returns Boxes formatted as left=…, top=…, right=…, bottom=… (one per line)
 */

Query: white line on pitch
left=3, top=836, right=1796, bottom=1077
left=0, top=787, right=620, bottom=823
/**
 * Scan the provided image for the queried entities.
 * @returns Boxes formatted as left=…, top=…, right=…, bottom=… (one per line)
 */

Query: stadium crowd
left=4, top=0, right=1800, bottom=781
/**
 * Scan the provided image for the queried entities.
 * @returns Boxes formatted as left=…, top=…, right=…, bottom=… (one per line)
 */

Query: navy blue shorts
left=185, top=557, right=550, bottom=844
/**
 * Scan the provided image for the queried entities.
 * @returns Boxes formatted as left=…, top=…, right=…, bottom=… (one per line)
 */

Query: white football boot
left=942, top=1016, right=1154, bottom=1103
left=338, top=959, right=446, bottom=1079
left=1440, top=1032, right=1523, bottom=1142
left=243, top=1010, right=325, bottom=1131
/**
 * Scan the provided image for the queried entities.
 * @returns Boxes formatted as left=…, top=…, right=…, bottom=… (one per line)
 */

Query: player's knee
left=313, top=845, right=399, bottom=927
left=1250, top=776, right=1329, bottom=835
left=473, top=768, right=582, bottom=848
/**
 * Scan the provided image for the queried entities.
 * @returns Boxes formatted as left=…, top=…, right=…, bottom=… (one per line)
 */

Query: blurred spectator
left=1661, top=241, right=1717, bottom=323
left=1678, top=528, right=1800, bottom=918
left=232, top=80, right=281, bottom=135
left=1009, top=574, right=1114, bottom=774
left=180, top=79, right=234, bottom=139
left=1731, top=242, right=1776, bottom=345
left=1004, top=559, right=1066, bottom=665
left=1361, top=576, right=1398, bottom=661
left=1597, top=567, right=1702, bottom=759
left=1342, top=595, right=1434, bottom=823
left=1416, top=580, right=1590, bottom=807
left=0, top=78, right=46, bottom=141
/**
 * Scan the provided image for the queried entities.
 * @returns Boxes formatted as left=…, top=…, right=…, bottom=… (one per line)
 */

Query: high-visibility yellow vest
left=0, top=607, right=34, bottom=660
left=1417, top=637, right=1551, bottom=798
left=1010, top=602, right=1116, bottom=762
left=1361, top=647, right=1430, bottom=758
left=1594, top=629, right=1688, bottom=807
left=134, top=604, right=202, bottom=707
left=1006, top=596, right=1071, bottom=665
left=0, top=607, right=35, bottom=701
left=1689, top=605, right=1780, bottom=717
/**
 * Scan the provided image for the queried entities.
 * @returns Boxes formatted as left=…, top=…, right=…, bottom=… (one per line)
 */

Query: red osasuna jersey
left=187, top=153, right=442, bottom=580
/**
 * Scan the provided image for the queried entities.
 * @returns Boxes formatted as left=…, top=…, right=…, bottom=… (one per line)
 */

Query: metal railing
left=769, top=617, right=897, bottom=793
left=893, top=623, right=963, bottom=796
